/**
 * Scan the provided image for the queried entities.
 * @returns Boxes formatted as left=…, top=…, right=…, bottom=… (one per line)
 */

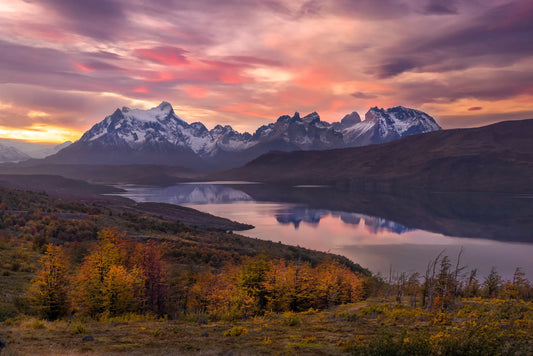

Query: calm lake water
left=118, top=182, right=533, bottom=279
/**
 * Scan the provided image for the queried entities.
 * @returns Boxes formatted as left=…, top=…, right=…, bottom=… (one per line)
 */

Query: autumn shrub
left=29, top=319, right=46, bottom=330
left=223, top=325, right=249, bottom=337
left=338, top=310, right=359, bottom=322
left=348, top=329, right=432, bottom=356
left=386, top=307, right=421, bottom=323
left=359, top=304, right=389, bottom=317
left=72, top=321, right=87, bottom=334
left=282, top=311, right=301, bottom=326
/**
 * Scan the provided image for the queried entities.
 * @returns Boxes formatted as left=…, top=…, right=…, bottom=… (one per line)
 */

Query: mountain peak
left=0, top=142, right=31, bottom=163
left=118, top=102, right=176, bottom=123
left=363, top=105, right=441, bottom=139
left=157, top=101, right=173, bottom=111
left=302, top=112, right=320, bottom=124
left=341, top=112, right=361, bottom=127
left=52, top=103, right=441, bottom=170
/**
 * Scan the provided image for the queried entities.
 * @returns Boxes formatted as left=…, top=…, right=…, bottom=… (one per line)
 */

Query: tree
left=133, top=241, right=168, bottom=315
left=512, top=267, right=530, bottom=300
left=435, top=256, right=454, bottom=310
left=74, top=227, right=143, bottom=317
left=464, top=269, right=480, bottom=297
left=30, top=244, right=71, bottom=320
left=423, top=250, right=444, bottom=311
left=103, top=265, right=144, bottom=315
left=483, top=267, right=502, bottom=298
left=238, top=255, right=271, bottom=312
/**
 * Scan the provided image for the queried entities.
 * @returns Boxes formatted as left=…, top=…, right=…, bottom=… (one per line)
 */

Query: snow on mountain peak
left=121, top=101, right=176, bottom=123
left=361, top=106, right=441, bottom=140
left=65, top=102, right=442, bottom=168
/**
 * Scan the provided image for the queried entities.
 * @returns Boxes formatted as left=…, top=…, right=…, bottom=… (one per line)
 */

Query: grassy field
left=1, top=298, right=532, bottom=355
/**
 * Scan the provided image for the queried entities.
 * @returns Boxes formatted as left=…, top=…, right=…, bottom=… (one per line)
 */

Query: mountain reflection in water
left=118, top=183, right=533, bottom=278
left=275, top=208, right=413, bottom=234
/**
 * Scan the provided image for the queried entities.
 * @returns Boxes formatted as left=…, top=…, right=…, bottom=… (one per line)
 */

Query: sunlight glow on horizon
left=0, top=125, right=81, bottom=143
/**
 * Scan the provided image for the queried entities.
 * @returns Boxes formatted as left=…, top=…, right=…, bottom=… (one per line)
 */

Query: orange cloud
left=183, top=86, right=208, bottom=98
left=328, top=99, right=350, bottom=113
left=293, top=67, right=337, bottom=88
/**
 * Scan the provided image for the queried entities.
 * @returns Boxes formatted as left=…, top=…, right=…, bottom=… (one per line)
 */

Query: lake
left=117, top=182, right=533, bottom=280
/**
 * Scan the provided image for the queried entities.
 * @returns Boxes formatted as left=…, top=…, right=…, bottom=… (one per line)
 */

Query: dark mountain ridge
left=214, top=119, right=533, bottom=193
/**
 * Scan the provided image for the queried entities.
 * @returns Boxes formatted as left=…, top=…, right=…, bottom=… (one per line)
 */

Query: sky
left=0, top=0, right=532, bottom=143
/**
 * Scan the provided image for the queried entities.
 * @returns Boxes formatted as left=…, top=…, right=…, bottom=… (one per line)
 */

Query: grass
left=1, top=299, right=531, bottom=355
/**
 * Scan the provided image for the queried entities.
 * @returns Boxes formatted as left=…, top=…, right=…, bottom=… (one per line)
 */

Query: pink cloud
left=74, top=63, right=96, bottom=73
left=135, top=46, right=189, bottom=67
left=183, top=86, right=208, bottom=99
left=132, top=86, right=149, bottom=94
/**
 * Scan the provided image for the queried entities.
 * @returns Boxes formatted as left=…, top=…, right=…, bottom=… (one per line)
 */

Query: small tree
left=238, top=255, right=271, bottom=312
left=133, top=241, right=168, bottom=315
left=483, top=267, right=502, bottom=298
left=512, top=267, right=529, bottom=300
left=30, top=244, right=71, bottom=320
left=75, top=227, right=140, bottom=317
left=464, top=269, right=480, bottom=297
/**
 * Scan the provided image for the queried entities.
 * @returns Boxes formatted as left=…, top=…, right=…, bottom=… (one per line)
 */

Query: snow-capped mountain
left=0, top=143, right=31, bottom=163
left=48, top=102, right=441, bottom=170
left=0, top=139, right=72, bottom=159
left=343, top=106, right=442, bottom=146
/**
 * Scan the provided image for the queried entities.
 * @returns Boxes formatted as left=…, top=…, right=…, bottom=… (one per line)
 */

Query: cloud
left=376, top=59, right=418, bottom=79
left=423, top=0, right=458, bottom=15
left=298, top=0, right=411, bottom=19
left=351, top=92, right=377, bottom=99
left=39, top=0, right=126, bottom=40
left=393, top=67, right=533, bottom=105
left=364, top=0, right=533, bottom=81
left=0, top=0, right=532, bottom=141
left=135, top=46, right=189, bottom=66
left=468, top=106, right=483, bottom=111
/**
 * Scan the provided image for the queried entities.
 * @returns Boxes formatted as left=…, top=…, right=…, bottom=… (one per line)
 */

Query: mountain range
left=0, top=140, right=72, bottom=163
left=214, top=119, right=533, bottom=193
left=0, top=142, right=31, bottom=163
left=45, top=102, right=441, bottom=170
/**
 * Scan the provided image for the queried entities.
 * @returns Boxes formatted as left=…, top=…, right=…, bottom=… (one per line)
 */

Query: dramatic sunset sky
left=0, top=0, right=532, bottom=143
